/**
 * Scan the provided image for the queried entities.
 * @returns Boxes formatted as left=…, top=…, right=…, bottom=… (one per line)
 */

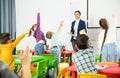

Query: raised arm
left=57, top=20, right=64, bottom=32
left=11, top=33, right=26, bottom=48
left=37, top=12, right=41, bottom=31
left=111, top=13, right=117, bottom=28
left=20, top=45, right=31, bottom=78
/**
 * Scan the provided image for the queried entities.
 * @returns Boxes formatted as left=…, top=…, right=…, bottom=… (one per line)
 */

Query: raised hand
left=112, top=13, right=116, bottom=19
left=20, top=45, right=31, bottom=66
left=37, top=8, right=40, bottom=13
left=60, top=20, right=64, bottom=26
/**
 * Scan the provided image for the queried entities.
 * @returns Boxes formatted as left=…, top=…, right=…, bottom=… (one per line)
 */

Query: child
left=0, top=46, right=31, bottom=78
left=72, top=34, right=98, bottom=74
left=0, top=32, right=28, bottom=70
left=28, top=12, right=47, bottom=55
left=98, top=14, right=120, bottom=61
left=46, top=20, right=64, bottom=73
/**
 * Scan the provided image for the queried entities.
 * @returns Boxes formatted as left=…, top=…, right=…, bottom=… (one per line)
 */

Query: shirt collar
left=76, top=18, right=80, bottom=21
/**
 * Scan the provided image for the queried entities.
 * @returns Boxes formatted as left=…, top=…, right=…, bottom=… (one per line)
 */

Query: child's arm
left=12, top=32, right=28, bottom=48
left=20, top=45, right=31, bottom=78
left=36, top=12, right=41, bottom=31
left=79, top=29, right=86, bottom=34
left=112, top=13, right=117, bottom=28
left=57, top=20, right=64, bottom=32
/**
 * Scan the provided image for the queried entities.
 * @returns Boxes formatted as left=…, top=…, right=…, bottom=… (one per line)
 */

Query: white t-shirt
left=51, top=32, right=62, bottom=47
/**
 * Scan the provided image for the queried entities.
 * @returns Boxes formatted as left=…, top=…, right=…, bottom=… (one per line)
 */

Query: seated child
left=72, top=34, right=98, bottom=74
left=0, top=32, right=28, bottom=70
left=0, top=46, right=31, bottom=78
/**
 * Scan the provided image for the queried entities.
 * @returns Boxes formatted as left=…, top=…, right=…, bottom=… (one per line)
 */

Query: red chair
left=45, top=50, right=51, bottom=54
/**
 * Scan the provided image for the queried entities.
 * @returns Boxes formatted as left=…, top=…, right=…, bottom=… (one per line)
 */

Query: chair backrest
left=78, top=74, right=107, bottom=78
left=98, top=62, right=118, bottom=64
left=95, top=55, right=100, bottom=62
left=40, top=54, right=56, bottom=68
left=37, top=60, right=48, bottom=77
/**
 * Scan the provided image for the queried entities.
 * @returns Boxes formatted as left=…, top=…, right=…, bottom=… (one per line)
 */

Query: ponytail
left=99, top=18, right=109, bottom=52
left=28, top=29, right=32, bottom=37
left=101, top=28, right=108, bottom=51
left=28, top=24, right=37, bottom=37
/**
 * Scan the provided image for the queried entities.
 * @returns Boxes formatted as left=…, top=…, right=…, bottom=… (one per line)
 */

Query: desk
left=97, top=63, right=120, bottom=76
left=67, top=63, right=120, bottom=78
left=13, top=55, right=45, bottom=73
left=14, top=55, right=45, bottom=65
left=45, top=50, right=51, bottom=54
left=61, top=50, right=74, bottom=66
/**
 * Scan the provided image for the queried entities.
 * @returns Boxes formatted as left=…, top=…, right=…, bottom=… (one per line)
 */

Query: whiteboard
left=88, top=0, right=120, bottom=27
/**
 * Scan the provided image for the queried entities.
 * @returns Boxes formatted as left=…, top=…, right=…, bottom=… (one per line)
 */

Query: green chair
left=40, top=54, right=56, bottom=77
left=32, top=60, right=48, bottom=78
left=61, top=54, right=70, bottom=63
left=95, top=55, right=100, bottom=62
left=40, top=54, right=56, bottom=69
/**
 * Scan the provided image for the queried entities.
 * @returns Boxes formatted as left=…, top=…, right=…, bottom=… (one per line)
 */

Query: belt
left=52, top=46, right=58, bottom=48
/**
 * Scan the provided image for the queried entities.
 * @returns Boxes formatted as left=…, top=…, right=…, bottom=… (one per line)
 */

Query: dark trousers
left=71, top=39, right=76, bottom=51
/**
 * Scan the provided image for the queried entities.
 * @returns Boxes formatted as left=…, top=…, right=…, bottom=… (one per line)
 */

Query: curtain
left=0, top=0, right=16, bottom=39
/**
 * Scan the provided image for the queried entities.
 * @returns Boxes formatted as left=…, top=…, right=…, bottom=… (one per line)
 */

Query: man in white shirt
left=70, top=10, right=87, bottom=51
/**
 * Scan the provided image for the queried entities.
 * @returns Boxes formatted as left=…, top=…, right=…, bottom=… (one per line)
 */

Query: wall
left=88, top=0, right=120, bottom=27
left=15, top=0, right=87, bottom=50
left=16, top=0, right=120, bottom=54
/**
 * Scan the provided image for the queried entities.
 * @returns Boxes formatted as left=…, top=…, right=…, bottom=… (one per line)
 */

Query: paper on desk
left=95, top=65, right=108, bottom=69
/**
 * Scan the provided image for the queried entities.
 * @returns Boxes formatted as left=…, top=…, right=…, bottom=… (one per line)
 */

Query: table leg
left=17, top=65, right=22, bottom=73
left=63, top=54, right=66, bottom=62
left=72, top=71, right=77, bottom=78
left=70, top=53, right=72, bottom=66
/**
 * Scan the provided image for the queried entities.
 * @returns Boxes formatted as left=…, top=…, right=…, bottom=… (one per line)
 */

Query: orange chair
left=98, top=62, right=118, bottom=65
left=78, top=74, right=107, bottom=78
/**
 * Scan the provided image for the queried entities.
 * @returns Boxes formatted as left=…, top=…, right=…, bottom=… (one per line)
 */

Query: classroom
left=0, top=0, right=120, bottom=78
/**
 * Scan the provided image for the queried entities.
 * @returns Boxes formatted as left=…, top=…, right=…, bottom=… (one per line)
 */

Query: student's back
left=0, top=32, right=27, bottom=70
left=72, top=34, right=98, bottom=74
left=72, top=48, right=97, bottom=73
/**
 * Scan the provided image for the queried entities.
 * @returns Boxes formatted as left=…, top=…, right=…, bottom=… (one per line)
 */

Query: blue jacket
left=70, top=19, right=87, bottom=42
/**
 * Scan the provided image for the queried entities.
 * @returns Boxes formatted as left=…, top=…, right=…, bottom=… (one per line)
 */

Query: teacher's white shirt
left=74, top=19, right=80, bottom=39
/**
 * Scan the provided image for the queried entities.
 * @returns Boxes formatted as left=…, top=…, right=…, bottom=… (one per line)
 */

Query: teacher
left=70, top=10, right=87, bottom=50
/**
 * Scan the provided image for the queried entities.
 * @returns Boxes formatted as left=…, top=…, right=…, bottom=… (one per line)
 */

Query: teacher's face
left=74, top=12, right=80, bottom=19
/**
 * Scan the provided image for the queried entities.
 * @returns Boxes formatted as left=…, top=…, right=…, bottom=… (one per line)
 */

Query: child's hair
left=76, top=34, right=89, bottom=49
left=0, top=33, right=10, bottom=44
left=99, top=18, right=108, bottom=51
left=46, top=31, right=53, bottom=39
left=28, top=24, right=37, bottom=37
